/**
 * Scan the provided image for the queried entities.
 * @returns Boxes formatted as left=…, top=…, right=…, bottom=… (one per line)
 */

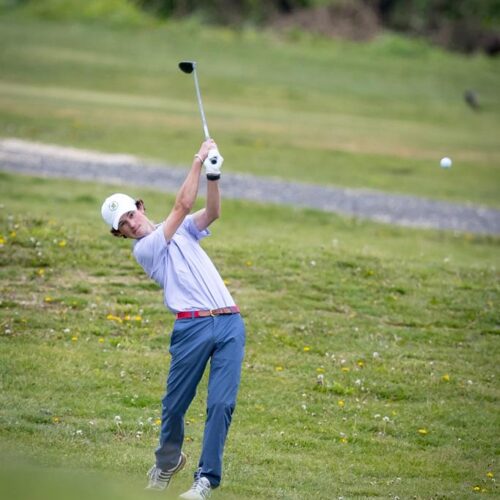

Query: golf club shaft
left=192, top=67, right=210, bottom=140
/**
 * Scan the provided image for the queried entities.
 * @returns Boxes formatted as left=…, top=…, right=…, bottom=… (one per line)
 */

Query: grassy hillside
left=0, top=171, right=499, bottom=498
left=0, top=16, right=499, bottom=207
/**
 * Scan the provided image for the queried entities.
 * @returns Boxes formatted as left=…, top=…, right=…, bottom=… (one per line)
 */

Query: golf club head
left=178, top=60, right=210, bottom=139
left=179, top=61, right=196, bottom=74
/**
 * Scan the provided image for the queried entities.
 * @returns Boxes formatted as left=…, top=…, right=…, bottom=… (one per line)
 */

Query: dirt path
left=1, top=138, right=499, bottom=235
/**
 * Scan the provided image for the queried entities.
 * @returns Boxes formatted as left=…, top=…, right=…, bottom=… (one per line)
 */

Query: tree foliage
left=131, top=0, right=500, bottom=54
left=3, top=0, right=499, bottom=54
left=133, top=0, right=500, bottom=26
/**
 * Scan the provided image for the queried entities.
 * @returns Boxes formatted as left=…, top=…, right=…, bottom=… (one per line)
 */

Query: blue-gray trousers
left=156, top=313, right=245, bottom=488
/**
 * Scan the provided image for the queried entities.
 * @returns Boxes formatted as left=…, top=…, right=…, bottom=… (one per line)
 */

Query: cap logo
left=109, top=201, right=118, bottom=211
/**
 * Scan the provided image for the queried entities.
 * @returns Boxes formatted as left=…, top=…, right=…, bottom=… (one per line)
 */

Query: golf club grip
left=204, top=148, right=223, bottom=172
left=207, top=148, right=219, bottom=163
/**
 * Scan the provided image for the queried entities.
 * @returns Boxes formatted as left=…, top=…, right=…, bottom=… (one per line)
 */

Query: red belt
left=176, top=305, right=240, bottom=320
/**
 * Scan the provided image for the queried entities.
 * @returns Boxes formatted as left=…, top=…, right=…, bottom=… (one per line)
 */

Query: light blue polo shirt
left=132, top=215, right=236, bottom=314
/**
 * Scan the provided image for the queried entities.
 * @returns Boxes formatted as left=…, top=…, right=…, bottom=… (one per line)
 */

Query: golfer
left=101, top=139, right=245, bottom=500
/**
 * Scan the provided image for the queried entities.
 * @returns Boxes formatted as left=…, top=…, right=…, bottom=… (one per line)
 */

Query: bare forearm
left=163, top=139, right=217, bottom=240
left=175, top=138, right=217, bottom=211
left=205, top=179, right=221, bottom=220
left=175, top=157, right=203, bottom=212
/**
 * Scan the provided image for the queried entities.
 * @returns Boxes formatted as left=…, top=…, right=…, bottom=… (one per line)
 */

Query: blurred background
left=3, top=0, right=500, bottom=55
left=0, top=0, right=499, bottom=206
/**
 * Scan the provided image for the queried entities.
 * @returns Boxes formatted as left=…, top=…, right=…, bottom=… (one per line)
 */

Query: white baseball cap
left=101, top=193, right=137, bottom=230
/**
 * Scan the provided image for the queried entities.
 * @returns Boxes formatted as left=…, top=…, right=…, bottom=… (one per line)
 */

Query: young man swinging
left=101, top=139, right=245, bottom=500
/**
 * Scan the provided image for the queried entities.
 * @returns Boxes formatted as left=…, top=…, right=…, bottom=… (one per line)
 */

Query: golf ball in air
left=440, top=157, right=452, bottom=168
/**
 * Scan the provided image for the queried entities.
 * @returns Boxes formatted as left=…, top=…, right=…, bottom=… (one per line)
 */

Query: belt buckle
left=210, top=309, right=217, bottom=317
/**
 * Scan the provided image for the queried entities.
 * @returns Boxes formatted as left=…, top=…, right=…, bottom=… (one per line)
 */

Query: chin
left=136, top=229, right=150, bottom=239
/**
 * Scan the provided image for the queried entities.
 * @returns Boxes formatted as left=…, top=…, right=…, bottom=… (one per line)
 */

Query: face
left=117, top=209, right=154, bottom=239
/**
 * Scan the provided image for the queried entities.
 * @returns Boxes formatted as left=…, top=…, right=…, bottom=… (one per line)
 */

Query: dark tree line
left=5, top=0, right=499, bottom=54
left=134, top=0, right=499, bottom=27
left=133, top=0, right=500, bottom=54
left=368, top=0, right=500, bottom=54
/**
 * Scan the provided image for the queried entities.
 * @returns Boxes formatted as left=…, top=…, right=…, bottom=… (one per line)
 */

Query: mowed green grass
left=0, top=171, right=499, bottom=499
left=0, top=16, right=500, bottom=207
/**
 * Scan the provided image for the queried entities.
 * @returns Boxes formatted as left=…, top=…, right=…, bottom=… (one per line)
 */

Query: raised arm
left=193, top=176, right=221, bottom=232
left=163, top=139, right=215, bottom=241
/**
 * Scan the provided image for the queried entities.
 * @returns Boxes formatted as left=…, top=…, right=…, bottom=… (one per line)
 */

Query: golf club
left=178, top=61, right=222, bottom=170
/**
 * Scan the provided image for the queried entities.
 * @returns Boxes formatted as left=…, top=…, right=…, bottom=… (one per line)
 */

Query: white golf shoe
left=145, top=452, right=186, bottom=491
left=179, top=476, right=212, bottom=500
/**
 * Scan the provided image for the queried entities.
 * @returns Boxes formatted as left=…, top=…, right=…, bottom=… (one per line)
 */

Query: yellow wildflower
left=486, top=472, right=494, bottom=478
left=316, top=367, right=325, bottom=373
left=58, top=240, right=67, bottom=247
left=106, top=314, right=122, bottom=323
left=71, top=336, right=78, bottom=342
left=338, top=400, right=345, bottom=408
left=134, top=315, right=142, bottom=321
left=303, top=346, right=311, bottom=352
left=275, top=366, right=284, bottom=372
left=418, top=428, right=428, bottom=435
left=341, top=367, right=350, bottom=373
left=154, top=418, right=161, bottom=425
left=442, top=374, right=450, bottom=382
left=98, top=338, right=104, bottom=343
left=37, top=268, right=45, bottom=277
left=357, top=360, right=365, bottom=367
left=10, top=231, right=16, bottom=238
left=44, top=296, right=53, bottom=303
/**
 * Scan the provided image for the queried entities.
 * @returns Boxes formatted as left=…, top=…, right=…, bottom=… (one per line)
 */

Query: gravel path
left=1, top=138, right=499, bottom=235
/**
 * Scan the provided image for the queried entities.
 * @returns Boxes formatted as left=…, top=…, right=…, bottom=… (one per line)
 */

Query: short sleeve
left=133, top=225, right=168, bottom=279
left=179, top=215, right=211, bottom=241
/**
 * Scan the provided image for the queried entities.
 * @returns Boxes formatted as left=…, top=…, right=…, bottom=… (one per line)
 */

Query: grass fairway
left=0, top=16, right=500, bottom=207
left=0, top=171, right=499, bottom=498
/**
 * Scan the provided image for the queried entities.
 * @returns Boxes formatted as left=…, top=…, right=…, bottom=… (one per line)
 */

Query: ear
left=136, top=199, right=146, bottom=213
